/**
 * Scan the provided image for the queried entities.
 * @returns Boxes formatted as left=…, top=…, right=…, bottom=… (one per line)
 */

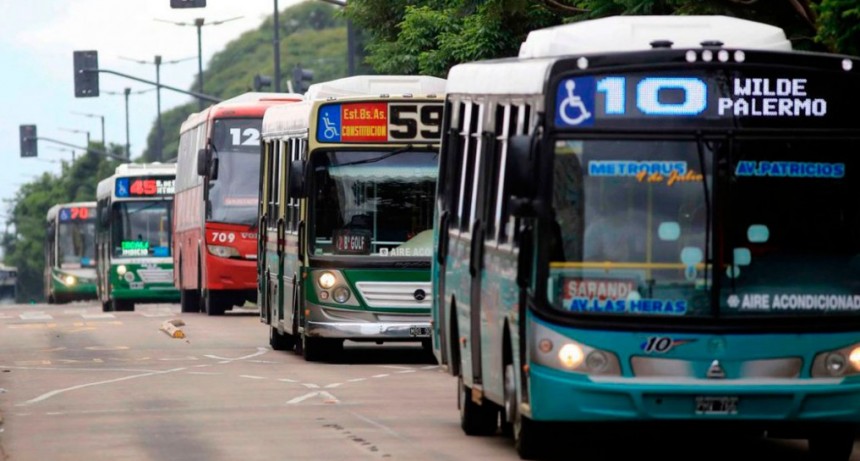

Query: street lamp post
left=155, top=16, right=242, bottom=110
left=58, top=127, right=90, bottom=147
left=105, top=87, right=153, bottom=160
left=119, top=55, right=195, bottom=161
left=70, top=111, right=105, bottom=145
left=316, top=0, right=353, bottom=76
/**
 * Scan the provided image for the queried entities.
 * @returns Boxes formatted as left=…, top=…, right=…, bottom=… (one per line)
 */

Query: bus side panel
left=264, top=228, right=280, bottom=328
left=480, top=245, right=520, bottom=405
left=280, top=234, right=301, bottom=332
left=446, top=231, right=474, bottom=386
left=174, top=185, right=204, bottom=290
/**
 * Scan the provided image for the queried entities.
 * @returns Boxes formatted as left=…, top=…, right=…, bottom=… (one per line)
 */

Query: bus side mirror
left=196, top=148, right=211, bottom=176
left=288, top=161, right=306, bottom=199
left=506, top=135, right=537, bottom=216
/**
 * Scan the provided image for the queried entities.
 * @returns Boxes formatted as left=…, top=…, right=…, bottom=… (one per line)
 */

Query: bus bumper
left=528, top=363, right=860, bottom=423
left=205, top=255, right=257, bottom=291
left=111, top=287, right=180, bottom=303
left=304, top=302, right=431, bottom=340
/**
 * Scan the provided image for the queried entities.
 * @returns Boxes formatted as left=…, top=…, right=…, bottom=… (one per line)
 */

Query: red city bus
left=174, top=92, right=302, bottom=315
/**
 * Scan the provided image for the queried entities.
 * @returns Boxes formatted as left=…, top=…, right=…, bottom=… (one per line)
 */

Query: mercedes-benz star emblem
left=413, top=289, right=426, bottom=301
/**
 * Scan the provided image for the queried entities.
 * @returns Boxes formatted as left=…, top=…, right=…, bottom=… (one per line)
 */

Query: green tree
left=345, top=0, right=856, bottom=78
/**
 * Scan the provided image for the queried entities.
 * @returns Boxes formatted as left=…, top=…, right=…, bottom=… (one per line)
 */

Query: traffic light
left=170, top=0, right=206, bottom=7
left=292, top=64, right=314, bottom=93
left=73, top=50, right=99, bottom=97
left=19, top=125, right=37, bottom=158
left=253, top=74, right=272, bottom=92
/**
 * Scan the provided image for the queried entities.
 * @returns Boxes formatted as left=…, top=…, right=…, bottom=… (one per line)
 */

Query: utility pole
left=274, top=0, right=281, bottom=92
left=124, top=88, right=131, bottom=159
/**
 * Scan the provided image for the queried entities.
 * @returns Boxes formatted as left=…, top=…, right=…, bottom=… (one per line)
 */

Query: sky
left=0, top=0, right=303, bottom=221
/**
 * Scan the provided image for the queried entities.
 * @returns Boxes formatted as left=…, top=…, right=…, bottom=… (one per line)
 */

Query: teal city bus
left=432, top=15, right=860, bottom=459
left=96, top=163, right=180, bottom=311
left=45, top=202, right=98, bottom=303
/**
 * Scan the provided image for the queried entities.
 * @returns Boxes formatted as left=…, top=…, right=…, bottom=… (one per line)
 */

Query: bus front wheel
left=808, top=429, right=855, bottom=461
left=269, top=326, right=295, bottom=351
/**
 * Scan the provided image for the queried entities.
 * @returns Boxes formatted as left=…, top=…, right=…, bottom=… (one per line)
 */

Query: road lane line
left=301, top=383, right=319, bottom=389
left=16, top=367, right=187, bottom=407
left=186, top=371, right=222, bottom=375
left=204, top=347, right=268, bottom=362
left=372, top=374, right=390, bottom=378
left=395, top=370, right=416, bottom=374
left=20, top=312, right=52, bottom=321
left=287, top=392, right=319, bottom=404
left=324, top=383, right=343, bottom=389
left=378, top=365, right=413, bottom=370
left=421, top=365, right=439, bottom=370
left=240, top=375, right=266, bottom=380
left=346, top=378, right=366, bottom=383
left=81, top=313, right=115, bottom=320
left=278, top=378, right=298, bottom=383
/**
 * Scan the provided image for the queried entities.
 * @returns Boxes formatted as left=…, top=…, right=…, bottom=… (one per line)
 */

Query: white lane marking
left=81, top=313, right=115, bottom=320
left=158, top=356, right=199, bottom=361
left=286, top=391, right=339, bottom=404
left=349, top=411, right=404, bottom=439
left=192, top=364, right=211, bottom=368
left=324, top=383, right=342, bottom=389
left=301, top=383, right=319, bottom=389
left=19, top=312, right=52, bottom=321
left=63, top=309, right=87, bottom=315
left=17, top=367, right=187, bottom=406
left=396, top=370, right=416, bottom=374
left=204, top=347, right=268, bottom=362
left=278, top=378, right=298, bottom=383
left=346, top=378, right=366, bottom=383
left=379, top=365, right=413, bottom=370
left=187, top=371, right=222, bottom=376
left=240, top=375, right=266, bottom=380
left=421, top=365, right=440, bottom=370
left=372, top=374, right=389, bottom=378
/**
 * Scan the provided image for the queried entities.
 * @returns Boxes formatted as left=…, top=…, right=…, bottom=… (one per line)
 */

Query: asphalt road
left=0, top=301, right=856, bottom=461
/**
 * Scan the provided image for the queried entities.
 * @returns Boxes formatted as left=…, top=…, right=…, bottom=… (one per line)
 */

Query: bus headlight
left=530, top=321, right=620, bottom=375
left=116, top=265, right=127, bottom=276
left=332, top=286, right=351, bottom=303
left=63, top=275, right=77, bottom=286
left=208, top=245, right=240, bottom=258
left=318, top=272, right=336, bottom=289
left=812, top=343, right=860, bottom=377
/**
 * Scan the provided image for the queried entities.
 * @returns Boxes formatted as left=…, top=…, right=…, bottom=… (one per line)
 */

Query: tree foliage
left=346, top=0, right=857, bottom=78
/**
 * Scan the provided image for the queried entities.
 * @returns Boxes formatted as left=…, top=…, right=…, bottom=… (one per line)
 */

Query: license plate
left=695, top=396, right=738, bottom=415
left=409, top=326, right=430, bottom=337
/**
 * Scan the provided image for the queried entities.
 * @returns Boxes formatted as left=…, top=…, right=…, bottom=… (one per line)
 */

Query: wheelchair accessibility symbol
left=317, top=105, right=342, bottom=142
left=322, top=113, right=339, bottom=140
left=555, top=77, right=595, bottom=128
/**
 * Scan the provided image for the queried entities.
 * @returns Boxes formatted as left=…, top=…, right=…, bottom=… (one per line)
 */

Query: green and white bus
left=96, top=163, right=179, bottom=311
left=433, top=15, right=860, bottom=459
left=260, top=75, right=446, bottom=361
left=45, top=202, right=98, bottom=303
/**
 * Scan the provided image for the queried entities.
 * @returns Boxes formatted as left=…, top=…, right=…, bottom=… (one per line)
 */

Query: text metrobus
left=260, top=75, right=446, bottom=361
left=432, top=15, right=860, bottom=460
left=96, top=163, right=179, bottom=311
left=174, top=92, right=302, bottom=315
left=45, top=201, right=98, bottom=303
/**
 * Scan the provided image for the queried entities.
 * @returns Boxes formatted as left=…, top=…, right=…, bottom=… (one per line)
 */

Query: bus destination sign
left=59, top=207, right=94, bottom=222
left=115, top=176, right=176, bottom=198
left=316, top=102, right=443, bottom=143
left=552, top=67, right=856, bottom=130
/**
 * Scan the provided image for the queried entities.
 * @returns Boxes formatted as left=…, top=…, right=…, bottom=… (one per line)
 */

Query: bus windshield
left=58, top=220, right=96, bottom=268
left=310, top=149, right=436, bottom=258
left=549, top=137, right=860, bottom=320
left=549, top=139, right=712, bottom=317
left=111, top=201, right=173, bottom=258
left=209, top=118, right=261, bottom=226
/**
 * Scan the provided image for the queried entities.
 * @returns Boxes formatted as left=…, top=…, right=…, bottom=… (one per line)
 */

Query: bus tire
left=808, top=429, right=855, bottom=461
left=459, top=374, right=498, bottom=436
left=302, top=334, right=342, bottom=362
left=180, top=289, right=200, bottom=313
left=102, top=301, right=113, bottom=312
left=203, top=290, right=226, bottom=316
left=269, top=326, right=295, bottom=351
left=514, top=413, right=545, bottom=460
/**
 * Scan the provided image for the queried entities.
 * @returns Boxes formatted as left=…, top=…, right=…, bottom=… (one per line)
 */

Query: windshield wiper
left=329, top=145, right=418, bottom=168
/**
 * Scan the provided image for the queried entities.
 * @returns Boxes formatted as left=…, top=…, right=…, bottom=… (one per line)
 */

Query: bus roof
left=518, top=15, right=791, bottom=58
left=46, top=201, right=97, bottom=221
left=304, top=75, right=446, bottom=100
left=448, top=15, right=792, bottom=95
left=180, top=92, right=303, bottom=133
